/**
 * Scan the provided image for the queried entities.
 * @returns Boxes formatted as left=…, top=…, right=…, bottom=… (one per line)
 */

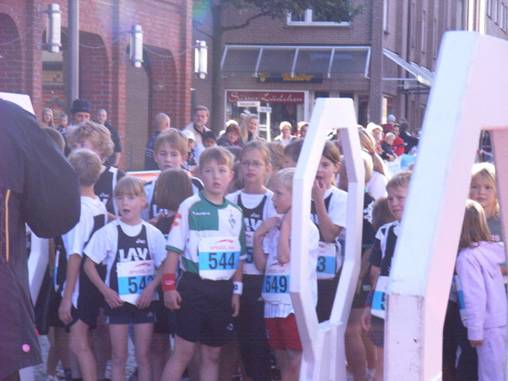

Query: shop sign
left=257, top=72, right=323, bottom=83
left=237, top=101, right=260, bottom=108
left=227, top=91, right=305, bottom=104
left=259, top=106, right=272, bottom=113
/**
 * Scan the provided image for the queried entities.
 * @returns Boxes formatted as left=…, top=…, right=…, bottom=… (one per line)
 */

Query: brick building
left=193, top=0, right=508, bottom=136
left=0, top=0, right=193, bottom=170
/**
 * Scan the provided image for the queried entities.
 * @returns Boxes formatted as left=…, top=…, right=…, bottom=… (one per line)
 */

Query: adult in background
left=0, top=100, right=80, bottom=381
left=240, top=113, right=261, bottom=143
left=95, top=108, right=122, bottom=167
left=56, top=112, right=69, bottom=136
left=274, top=121, right=296, bottom=147
left=41, top=107, right=55, bottom=128
left=70, top=99, right=91, bottom=126
left=398, top=120, right=419, bottom=154
left=297, top=121, right=309, bottom=139
left=382, top=114, right=397, bottom=134
left=184, top=105, right=210, bottom=160
left=145, top=112, right=171, bottom=170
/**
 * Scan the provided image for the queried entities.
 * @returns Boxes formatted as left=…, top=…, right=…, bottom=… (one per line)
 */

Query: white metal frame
left=386, top=31, right=508, bottom=380
left=291, top=98, right=364, bottom=380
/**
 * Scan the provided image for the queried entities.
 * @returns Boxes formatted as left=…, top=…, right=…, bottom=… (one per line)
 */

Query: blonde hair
left=358, top=127, right=387, bottom=176
left=199, top=146, right=235, bottom=170
left=68, top=148, right=102, bottom=186
left=241, top=140, right=271, bottom=166
left=386, top=170, right=411, bottom=191
left=471, top=162, right=499, bottom=216
left=67, top=121, right=114, bottom=161
left=154, top=128, right=188, bottom=157
left=267, top=142, right=286, bottom=173
left=114, top=176, right=146, bottom=198
left=459, top=199, right=492, bottom=249
left=279, top=121, right=292, bottom=132
left=271, top=167, right=295, bottom=193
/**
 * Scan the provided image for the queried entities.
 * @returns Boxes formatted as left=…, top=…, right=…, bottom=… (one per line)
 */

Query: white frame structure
left=291, top=98, right=364, bottom=380
left=386, top=31, right=508, bottom=380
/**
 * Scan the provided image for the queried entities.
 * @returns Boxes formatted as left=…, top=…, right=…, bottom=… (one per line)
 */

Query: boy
left=83, top=176, right=167, bottom=381
left=362, top=171, right=411, bottom=381
left=161, top=146, right=246, bottom=381
left=55, top=149, right=107, bottom=381
left=143, top=129, right=203, bottom=223
left=253, top=168, right=319, bottom=381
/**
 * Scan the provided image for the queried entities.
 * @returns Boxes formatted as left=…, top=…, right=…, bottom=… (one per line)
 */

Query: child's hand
left=231, top=294, right=240, bottom=317
left=164, top=290, right=182, bottom=310
left=255, top=217, right=280, bottom=239
left=58, top=297, right=73, bottom=325
left=136, top=284, right=155, bottom=309
left=104, top=288, right=123, bottom=309
left=470, top=340, right=483, bottom=348
left=360, top=307, right=371, bottom=332
left=312, top=179, right=326, bottom=202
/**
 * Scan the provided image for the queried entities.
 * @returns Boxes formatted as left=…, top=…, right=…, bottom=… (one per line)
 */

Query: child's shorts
left=153, top=299, right=176, bottom=335
left=265, top=314, right=302, bottom=351
left=368, top=316, right=385, bottom=348
left=175, top=272, right=234, bottom=347
left=106, top=303, right=155, bottom=325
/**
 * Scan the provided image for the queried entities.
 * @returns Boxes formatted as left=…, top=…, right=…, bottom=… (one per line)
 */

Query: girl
left=358, top=127, right=388, bottom=200
left=151, top=169, right=193, bottom=381
left=311, top=141, right=348, bottom=323
left=455, top=200, right=506, bottom=381
left=84, top=177, right=167, bottom=381
left=253, top=168, right=319, bottom=381
left=225, top=141, right=276, bottom=381
left=42, top=107, right=55, bottom=128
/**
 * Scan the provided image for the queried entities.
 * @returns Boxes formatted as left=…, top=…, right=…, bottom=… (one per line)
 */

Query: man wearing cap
left=184, top=105, right=210, bottom=160
left=70, top=98, right=91, bottom=126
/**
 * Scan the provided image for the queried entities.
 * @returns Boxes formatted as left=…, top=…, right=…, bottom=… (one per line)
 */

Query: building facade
left=193, top=0, right=508, bottom=136
left=0, top=0, right=193, bottom=170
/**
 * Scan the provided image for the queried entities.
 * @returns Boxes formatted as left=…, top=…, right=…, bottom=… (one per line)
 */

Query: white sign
left=0, top=92, right=34, bottom=115
left=237, top=101, right=260, bottom=108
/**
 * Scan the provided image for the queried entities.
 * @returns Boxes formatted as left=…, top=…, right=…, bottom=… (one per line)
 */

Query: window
left=383, top=0, right=389, bottom=32
left=421, top=10, right=427, bottom=53
left=432, top=17, right=439, bottom=58
left=494, top=0, right=499, bottom=23
left=411, top=2, right=417, bottom=48
left=457, top=0, right=465, bottom=29
left=487, top=0, right=493, bottom=17
left=287, top=8, right=351, bottom=26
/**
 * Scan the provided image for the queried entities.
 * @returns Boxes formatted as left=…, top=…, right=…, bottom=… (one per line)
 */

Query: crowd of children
left=37, top=111, right=506, bottom=381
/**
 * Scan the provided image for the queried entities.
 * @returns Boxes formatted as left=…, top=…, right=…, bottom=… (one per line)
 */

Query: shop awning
left=383, top=48, right=434, bottom=87
left=221, top=44, right=371, bottom=80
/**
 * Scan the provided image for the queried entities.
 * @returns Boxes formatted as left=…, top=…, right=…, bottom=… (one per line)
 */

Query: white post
left=386, top=32, right=508, bottom=380
left=291, top=98, right=364, bottom=380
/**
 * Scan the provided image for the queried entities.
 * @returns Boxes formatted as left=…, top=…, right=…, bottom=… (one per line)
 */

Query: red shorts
left=265, top=314, right=302, bottom=351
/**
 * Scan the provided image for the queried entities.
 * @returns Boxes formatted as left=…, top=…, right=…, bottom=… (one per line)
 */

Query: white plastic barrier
left=386, top=31, right=508, bottom=380
left=291, top=98, right=364, bottom=380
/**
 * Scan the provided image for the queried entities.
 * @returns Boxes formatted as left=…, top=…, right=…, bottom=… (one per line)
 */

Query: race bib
left=371, top=276, right=389, bottom=319
left=454, top=274, right=467, bottom=324
left=316, top=242, right=337, bottom=279
left=263, top=274, right=289, bottom=294
left=116, top=260, right=155, bottom=305
left=198, top=236, right=241, bottom=280
left=243, top=231, right=262, bottom=275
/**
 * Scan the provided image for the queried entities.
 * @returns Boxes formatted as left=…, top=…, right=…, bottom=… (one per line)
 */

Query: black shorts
left=48, top=291, right=65, bottom=328
left=316, top=275, right=340, bottom=322
left=68, top=305, right=98, bottom=330
left=237, top=275, right=271, bottom=381
left=175, top=272, right=234, bottom=347
left=351, top=272, right=372, bottom=309
left=106, top=303, right=155, bottom=325
left=153, top=299, right=176, bottom=335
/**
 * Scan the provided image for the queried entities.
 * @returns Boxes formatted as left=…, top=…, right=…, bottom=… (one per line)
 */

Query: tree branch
left=221, top=10, right=272, bottom=32
left=193, top=21, right=215, bottom=40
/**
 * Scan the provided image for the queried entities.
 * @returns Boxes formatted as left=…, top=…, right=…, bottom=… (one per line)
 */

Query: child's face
left=316, top=156, right=339, bottom=187
left=470, top=175, right=497, bottom=215
left=201, top=159, right=233, bottom=198
left=154, top=142, right=184, bottom=170
left=116, top=193, right=146, bottom=224
left=240, top=149, right=269, bottom=186
left=204, top=138, right=216, bottom=148
left=272, top=182, right=292, bottom=214
left=226, top=130, right=240, bottom=144
left=387, top=185, right=408, bottom=221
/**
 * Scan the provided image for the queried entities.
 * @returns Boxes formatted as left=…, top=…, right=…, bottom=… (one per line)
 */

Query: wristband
left=161, top=273, right=177, bottom=292
left=233, top=281, right=243, bottom=295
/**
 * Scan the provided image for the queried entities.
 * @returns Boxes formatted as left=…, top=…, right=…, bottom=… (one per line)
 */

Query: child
left=182, top=129, right=198, bottom=171
left=362, top=171, right=411, bottom=381
left=55, top=149, right=107, bottom=381
left=225, top=141, right=276, bottom=381
left=312, top=141, right=348, bottom=323
left=253, top=168, right=319, bottom=381
left=83, top=176, right=167, bottom=381
left=67, top=121, right=125, bottom=216
left=358, top=128, right=388, bottom=200
left=455, top=200, right=507, bottom=381
left=203, top=130, right=217, bottom=148
left=143, top=129, right=203, bottom=224
left=151, top=169, right=193, bottom=380
left=380, top=133, right=397, bottom=162
left=162, top=146, right=245, bottom=381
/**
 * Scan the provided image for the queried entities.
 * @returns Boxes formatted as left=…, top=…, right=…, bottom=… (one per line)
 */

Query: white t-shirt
left=84, top=220, right=167, bottom=292
left=62, top=196, right=107, bottom=307
left=262, top=219, right=319, bottom=318
left=226, top=190, right=278, bottom=275
left=366, top=171, right=388, bottom=200
left=311, top=186, right=348, bottom=228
